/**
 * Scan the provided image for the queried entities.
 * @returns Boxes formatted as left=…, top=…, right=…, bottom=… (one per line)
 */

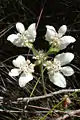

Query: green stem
left=30, top=78, right=40, bottom=97
left=31, top=46, right=38, bottom=56
left=31, top=46, right=46, bottom=94
left=40, top=99, right=64, bottom=120
left=27, top=78, right=40, bottom=104
left=47, top=46, right=60, bottom=55
left=40, top=63, right=46, bottom=95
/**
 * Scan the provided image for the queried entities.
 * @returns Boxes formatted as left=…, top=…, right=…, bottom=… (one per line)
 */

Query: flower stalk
left=40, top=63, right=46, bottom=95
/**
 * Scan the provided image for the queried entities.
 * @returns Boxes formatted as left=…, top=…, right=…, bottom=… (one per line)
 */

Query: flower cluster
left=8, top=22, right=76, bottom=88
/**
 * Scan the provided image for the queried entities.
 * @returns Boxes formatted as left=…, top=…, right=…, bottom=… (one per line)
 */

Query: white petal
left=27, top=23, right=36, bottom=40
left=7, top=34, right=24, bottom=47
left=49, top=72, right=66, bottom=88
left=58, top=25, right=67, bottom=37
left=13, top=55, right=26, bottom=68
left=9, top=68, right=20, bottom=76
left=60, top=66, right=74, bottom=76
left=19, top=73, right=33, bottom=87
left=7, top=34, right=18, bottom=42
left=16, top=22, right=25, bottom=33
left=45, top=25, right=57, bottom=41
left=46, top=25, right=56, bottom=32
left=60, top=36, right=76, bottom=50
left=55, top=52, right=74, bottom=66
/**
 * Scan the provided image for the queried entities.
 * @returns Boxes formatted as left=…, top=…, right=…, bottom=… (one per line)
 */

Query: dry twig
left=56, top=109, right=80, bottom=120
left=17, top=89, right=80, bottom=102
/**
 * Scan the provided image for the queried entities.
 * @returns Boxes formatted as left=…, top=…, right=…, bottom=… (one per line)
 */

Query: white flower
left=45, top=25, right=76, bottom=50
left=45, top=52, right=74, bottom=88
left=9, top=55, right=35, bottom=87
left=7, top=22, right=36, bottom=48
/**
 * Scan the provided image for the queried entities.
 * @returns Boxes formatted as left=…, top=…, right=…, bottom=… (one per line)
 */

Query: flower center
left=17, top=31, right=29, bottom=45
left=20, top=61, right=34, bottom=74
left=50, top=37, right=60, bottom=48
left=46, top=59, right=61, bottom=74
left=52, top=59, right=61, bottom=72
left=19, top=32, right=27, bottom=41
left=17, top=31, right=33, bottom=48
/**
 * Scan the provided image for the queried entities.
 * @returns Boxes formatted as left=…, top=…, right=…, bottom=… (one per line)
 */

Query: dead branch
left=17, top=89, right=80, bottom=102
left=56, top=109, right=80, bottom=120
left=0, top=89, right=80, bottom=103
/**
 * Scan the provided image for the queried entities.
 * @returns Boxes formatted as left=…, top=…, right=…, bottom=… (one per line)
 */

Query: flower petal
left=7, top=34, right=18, bottom=42
left=7, top=34, right=24, bottom=47
left=19, top=73, right=33, bottom=87
left=49, top=72, right=66, bottom=88
left=45, top=25, right=57, bottom=41
left=60, top=36, right=76, bottom=50
left=9, top=68, right=21, bottom=76
left=16, top=22, right=25, bottom=33
left=55, top=52, right=74, bottom=66
left=58, top=25, right=67, bottom=37
left=60, top=66, right=74, bottom=76
left=27, top=23, right=36, bottom=36
left=27, top=23, right=36, bottom=42
left=46, top=25, right=56, bottom=32
left=13, top=55, right=26, bottom=68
